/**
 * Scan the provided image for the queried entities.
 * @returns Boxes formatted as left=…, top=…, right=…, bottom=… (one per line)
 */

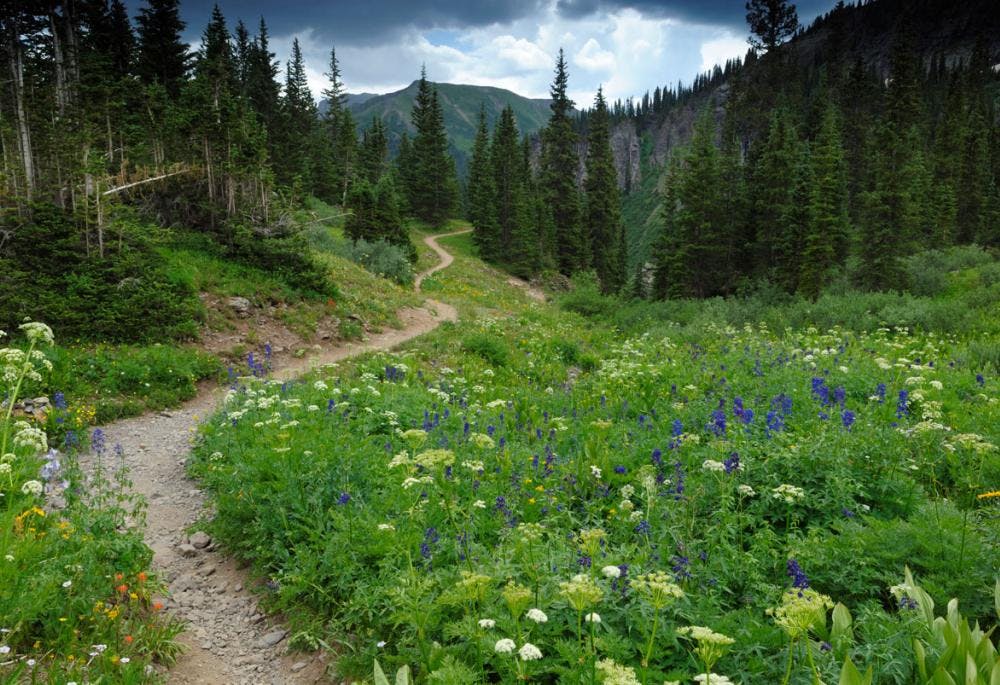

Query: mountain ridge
left=322, top=80, right=555, bottom=173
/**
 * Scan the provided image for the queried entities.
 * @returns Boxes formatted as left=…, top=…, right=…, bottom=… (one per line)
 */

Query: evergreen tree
left=541, top=49, right=587, bottom=275
left=751, top=107, right=803, bottom=291
left=800, top=103, right=848, bottom=297
left=656, top=108, right=730, bottom=297
left=407, top=69, right=458, bottom=225
left=359, top=116, right=388, bottom=184
left=930, top=74, right=965, bottom=244
left=107, top=0, right=134, bottom=78
left=745, top=0, right=799, bottom=53
left=245, top=19, right=282, bottom=158
left=234, top=20, right=252, bottom=94
left=584, top=87, right=625, bottom=293
left=280, top=38, right=318, bottom=188
left=652, top=154, right=687, bottom=299
left=468, top=105, right=499, bottom=261
left=857, top=133, right=905, bottom=290
left=492, top=106, right=533, bottom=275
left=345, top=179, right=376, bottom=241
left=374, top=174, right=416, bottom=259
left=136, top=0, right=189, bottom=96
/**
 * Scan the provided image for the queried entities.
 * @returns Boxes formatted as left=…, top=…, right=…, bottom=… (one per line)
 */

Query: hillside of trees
left=2, top=0, right=999, bottom=333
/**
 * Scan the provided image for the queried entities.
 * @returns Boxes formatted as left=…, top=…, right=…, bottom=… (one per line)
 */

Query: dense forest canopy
left=1, top=0, right=999, bottom=328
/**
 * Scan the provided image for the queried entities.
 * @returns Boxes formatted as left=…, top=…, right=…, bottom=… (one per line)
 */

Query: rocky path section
left=89, top=232, right=465, bottom=684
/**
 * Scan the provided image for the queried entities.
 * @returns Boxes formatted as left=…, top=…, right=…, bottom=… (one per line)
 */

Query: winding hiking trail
left=91, top=230, right=470, bottom=684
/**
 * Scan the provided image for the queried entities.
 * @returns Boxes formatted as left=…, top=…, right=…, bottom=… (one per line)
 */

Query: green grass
left=1, top=335, right=184, bottom=683
left=188, top=225, right=1000, bottom=683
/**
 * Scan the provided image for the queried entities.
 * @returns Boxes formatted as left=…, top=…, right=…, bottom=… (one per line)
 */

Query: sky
left=169, top=0, right=840, bottom=104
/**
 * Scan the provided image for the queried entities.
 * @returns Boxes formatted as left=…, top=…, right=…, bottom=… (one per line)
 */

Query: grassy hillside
left=342, top=81, right=553, bottom=172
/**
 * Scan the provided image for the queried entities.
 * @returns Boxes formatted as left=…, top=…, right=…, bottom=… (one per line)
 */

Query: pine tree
left=245, top=19, right=282, bottom=159
left=541, top=49, right=587, bottom=275
left=107, top=0, right=134, bottom=79
left=745, top=0, right=799, bottom=53
left=359, top=116, right=388, bottom=184
left=280, top=38, right=318, bottom=189
left=652, top=154, right=687, bottom=299
left=492, top=106, right=533, bottom=275
left=407, top=69, right=458, bottom=225
left=857, top=132, right=905, bottom=290
left=751, top=107, right=802, bottom=291
left=584, top=87, right=625, bottom=293
left=136, top=0, right=189, bottom=96
left=345, top=179, right=376, bottom=241
left=930, top=74, right=965, bottom=244
left=316, top=47, right=351, bottom=204
left=800, top=103, right=849, bottom=297
left=468, top=105, right=499, bottom=261
left=234, top=20, right=252, bottom=94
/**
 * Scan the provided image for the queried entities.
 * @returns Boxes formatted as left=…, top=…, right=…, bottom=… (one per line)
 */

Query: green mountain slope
left=330, top=81, right=553, bottom=173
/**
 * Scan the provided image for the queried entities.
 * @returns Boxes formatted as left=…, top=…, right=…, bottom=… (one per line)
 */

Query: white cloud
left=273, top=3, right=748, bottom=106
left=699, top=34, right=747, bottom=73
left=575, top=38, right=616, bottom=72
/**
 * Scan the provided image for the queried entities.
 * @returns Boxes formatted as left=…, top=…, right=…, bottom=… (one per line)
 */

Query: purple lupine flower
left=841, top=410, right=855, bottom=430
left=672, top=419, right=683, bottom=436
left=896, top=390, right=909, bottom=418
left=976, top=374, right=985, bottom=386
left=337, top=492, right=351, bottom=505
left=91, top=428, right=106, bottom=456
left=672, top=555, right=691, bottom=580
left=833, top=386, right=846, bottom=408
left=708, top=409, right=726, bottom=436
left=651, top=448, right=662, bottom=466
left=786, top=558, right=809, bottom=592
left=875, top=383, right=886, bottom=403
left=723, top=452, right=740, bottom=474
left=614, top=465, right=627, bottom=475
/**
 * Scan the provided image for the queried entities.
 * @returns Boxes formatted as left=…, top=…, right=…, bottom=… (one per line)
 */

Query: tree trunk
left=7, top=23, right=35, bottom=200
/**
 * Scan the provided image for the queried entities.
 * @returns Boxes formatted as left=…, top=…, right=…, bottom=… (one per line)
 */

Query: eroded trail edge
left=91, top=231, right=468, bottom=684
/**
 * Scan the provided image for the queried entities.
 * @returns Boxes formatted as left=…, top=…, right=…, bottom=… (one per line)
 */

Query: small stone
left=228, top=296, right=252, bottom=317
left=256, top=629, right=287, bottom=649
left=190, top=531, right=212, bottom=549
left=291, top=661, right=308, bottom=673
left=177, top=543, right=198, bottom=558
left=234, top=583, right=243, bottom=593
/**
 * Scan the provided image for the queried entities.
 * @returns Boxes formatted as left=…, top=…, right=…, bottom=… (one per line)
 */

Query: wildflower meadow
left=1, top=323, right=182, bottom=683
left=189, top=247, right=1000, bottom=684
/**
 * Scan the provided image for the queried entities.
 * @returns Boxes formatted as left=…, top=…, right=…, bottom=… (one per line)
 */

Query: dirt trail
left=413, top=228, right=471, bottom=291
left=89, top=232, right=465, bottom=684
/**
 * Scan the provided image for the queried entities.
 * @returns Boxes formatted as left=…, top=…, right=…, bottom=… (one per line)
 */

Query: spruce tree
left=281, top=38, right=318, bottom=188
left=136, top=0, right=189, bottom=96
left=751, top=107, right=802, bottom=291
left=468, top=105, right=499, bottom=261
left=745, top=0, right=799, bottom=53
left=492, top=106, right=533, bottom=275
left=373, top=174, right=414, bottom=258
left=359, top=116, right=388, bottom=184
left=584, top=87, right=625, bottom=293
left=541, top=49, right=587, bottom=275
left=246, top=19, right=282, bottom=160
left=800, top=104, right=848, bottom=297
left=407, top=69, right=458, bottom=225
left=652, top=154, right=687, bottom=299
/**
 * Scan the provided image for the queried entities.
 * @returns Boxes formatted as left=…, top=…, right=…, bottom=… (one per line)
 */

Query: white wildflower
left=518, top=643, right=542, bottom=661
left=494, top=638, right=516, bottom=654
left=478, top=618, right=496, bottom=629
left=526, top=608, right=548, bottom=623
